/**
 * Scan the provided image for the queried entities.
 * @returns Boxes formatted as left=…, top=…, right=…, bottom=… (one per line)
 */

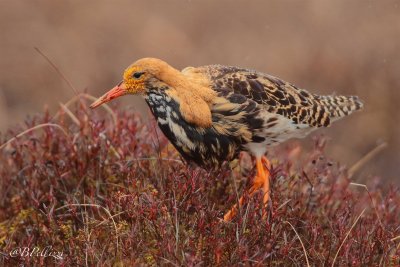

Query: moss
left=59, top=220, right=74, bottom=240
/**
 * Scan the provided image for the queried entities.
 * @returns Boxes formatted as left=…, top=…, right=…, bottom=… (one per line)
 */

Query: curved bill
left=90, top=83, right=127, bottom=109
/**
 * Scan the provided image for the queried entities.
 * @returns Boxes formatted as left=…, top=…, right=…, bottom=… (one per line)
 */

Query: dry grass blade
left=0, top=123, right=69, bottom=151
left=56, top=203, right=120, bottom=254
left=285, top=221, right=310, bottom=267
left=391, top=235, right=400, bottom=242
left=331, top=208, right=367, bottom=267
left=99, top=133, right=121, bottom=160
left=350, top=182, right=384, bottom=229
left=276, top=199, right=292, bottom=211
left=59, top=102, right=80, bottom=126
left=34, top=47, right=79, bottom=96
left=53, top=93, right=117, bottom=125
left=348, top=142, right=387, bottom=178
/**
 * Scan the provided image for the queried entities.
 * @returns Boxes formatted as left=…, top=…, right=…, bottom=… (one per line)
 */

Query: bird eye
left=132, top=72, right=144, bottom=79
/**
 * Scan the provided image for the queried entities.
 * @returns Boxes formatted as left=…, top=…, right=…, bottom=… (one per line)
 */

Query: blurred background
left=0, top=0, right=399, bottom=183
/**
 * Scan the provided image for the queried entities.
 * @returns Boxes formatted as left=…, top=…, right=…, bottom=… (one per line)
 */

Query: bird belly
left=244, top=111, right=314, bottom=157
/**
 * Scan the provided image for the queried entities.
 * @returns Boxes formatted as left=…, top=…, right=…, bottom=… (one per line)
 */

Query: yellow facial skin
left=123, top=66, right=147, bottom=95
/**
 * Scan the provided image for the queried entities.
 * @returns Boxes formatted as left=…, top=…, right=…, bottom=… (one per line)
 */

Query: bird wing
left=196, top=65, right=332, bottom=127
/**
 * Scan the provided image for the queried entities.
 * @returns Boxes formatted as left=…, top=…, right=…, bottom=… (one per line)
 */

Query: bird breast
left=144, top=90, right=242, bottom=168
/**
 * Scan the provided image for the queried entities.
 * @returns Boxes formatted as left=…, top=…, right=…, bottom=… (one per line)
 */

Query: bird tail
left=315, top=94, right=364, bottom=120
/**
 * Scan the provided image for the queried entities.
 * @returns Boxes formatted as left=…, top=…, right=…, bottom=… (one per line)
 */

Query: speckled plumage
left=143, top=62, right=363, bottom=168
left=90, top=58, right=364, bottom=221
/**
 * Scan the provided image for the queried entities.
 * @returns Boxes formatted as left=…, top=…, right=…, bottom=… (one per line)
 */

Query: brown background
left=0, top=0, right=399, bottom=183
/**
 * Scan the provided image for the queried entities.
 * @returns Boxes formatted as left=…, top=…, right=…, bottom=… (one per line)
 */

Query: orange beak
left=90, top=82, right=127, bottom=109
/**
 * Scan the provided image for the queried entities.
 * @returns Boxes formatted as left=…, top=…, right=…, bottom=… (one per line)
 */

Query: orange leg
left=261, top=156, right=271, bottom=206
left=223, top=156, right=271, bottom=222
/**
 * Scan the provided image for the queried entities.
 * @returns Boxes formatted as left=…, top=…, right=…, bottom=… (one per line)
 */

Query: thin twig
left=0, top=123, right=69, bottom=151
left=173, top=190, right=179, bottom=254
left=285, top=221, right=310, bottom=267
left=331, top=208, right=367, bottom=267
left=276, top=199, right=292, bottom=211
left=125, top=157, right=183, bottom=164
left=96, top=211, right=126, bottom=227
left=348, top=142, right=387, bottom=178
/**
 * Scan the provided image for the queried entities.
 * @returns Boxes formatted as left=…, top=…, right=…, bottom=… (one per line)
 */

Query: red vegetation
left=0, top=99, right=399, bottom=266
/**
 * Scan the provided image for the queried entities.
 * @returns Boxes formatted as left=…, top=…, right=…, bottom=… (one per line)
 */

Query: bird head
left=90, top=58, right=176, bottom=109
left=90, top=58, right=215, bottom=127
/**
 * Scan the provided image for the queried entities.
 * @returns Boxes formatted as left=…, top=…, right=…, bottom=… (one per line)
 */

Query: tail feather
left=315, top=95, right=364, bottom=120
